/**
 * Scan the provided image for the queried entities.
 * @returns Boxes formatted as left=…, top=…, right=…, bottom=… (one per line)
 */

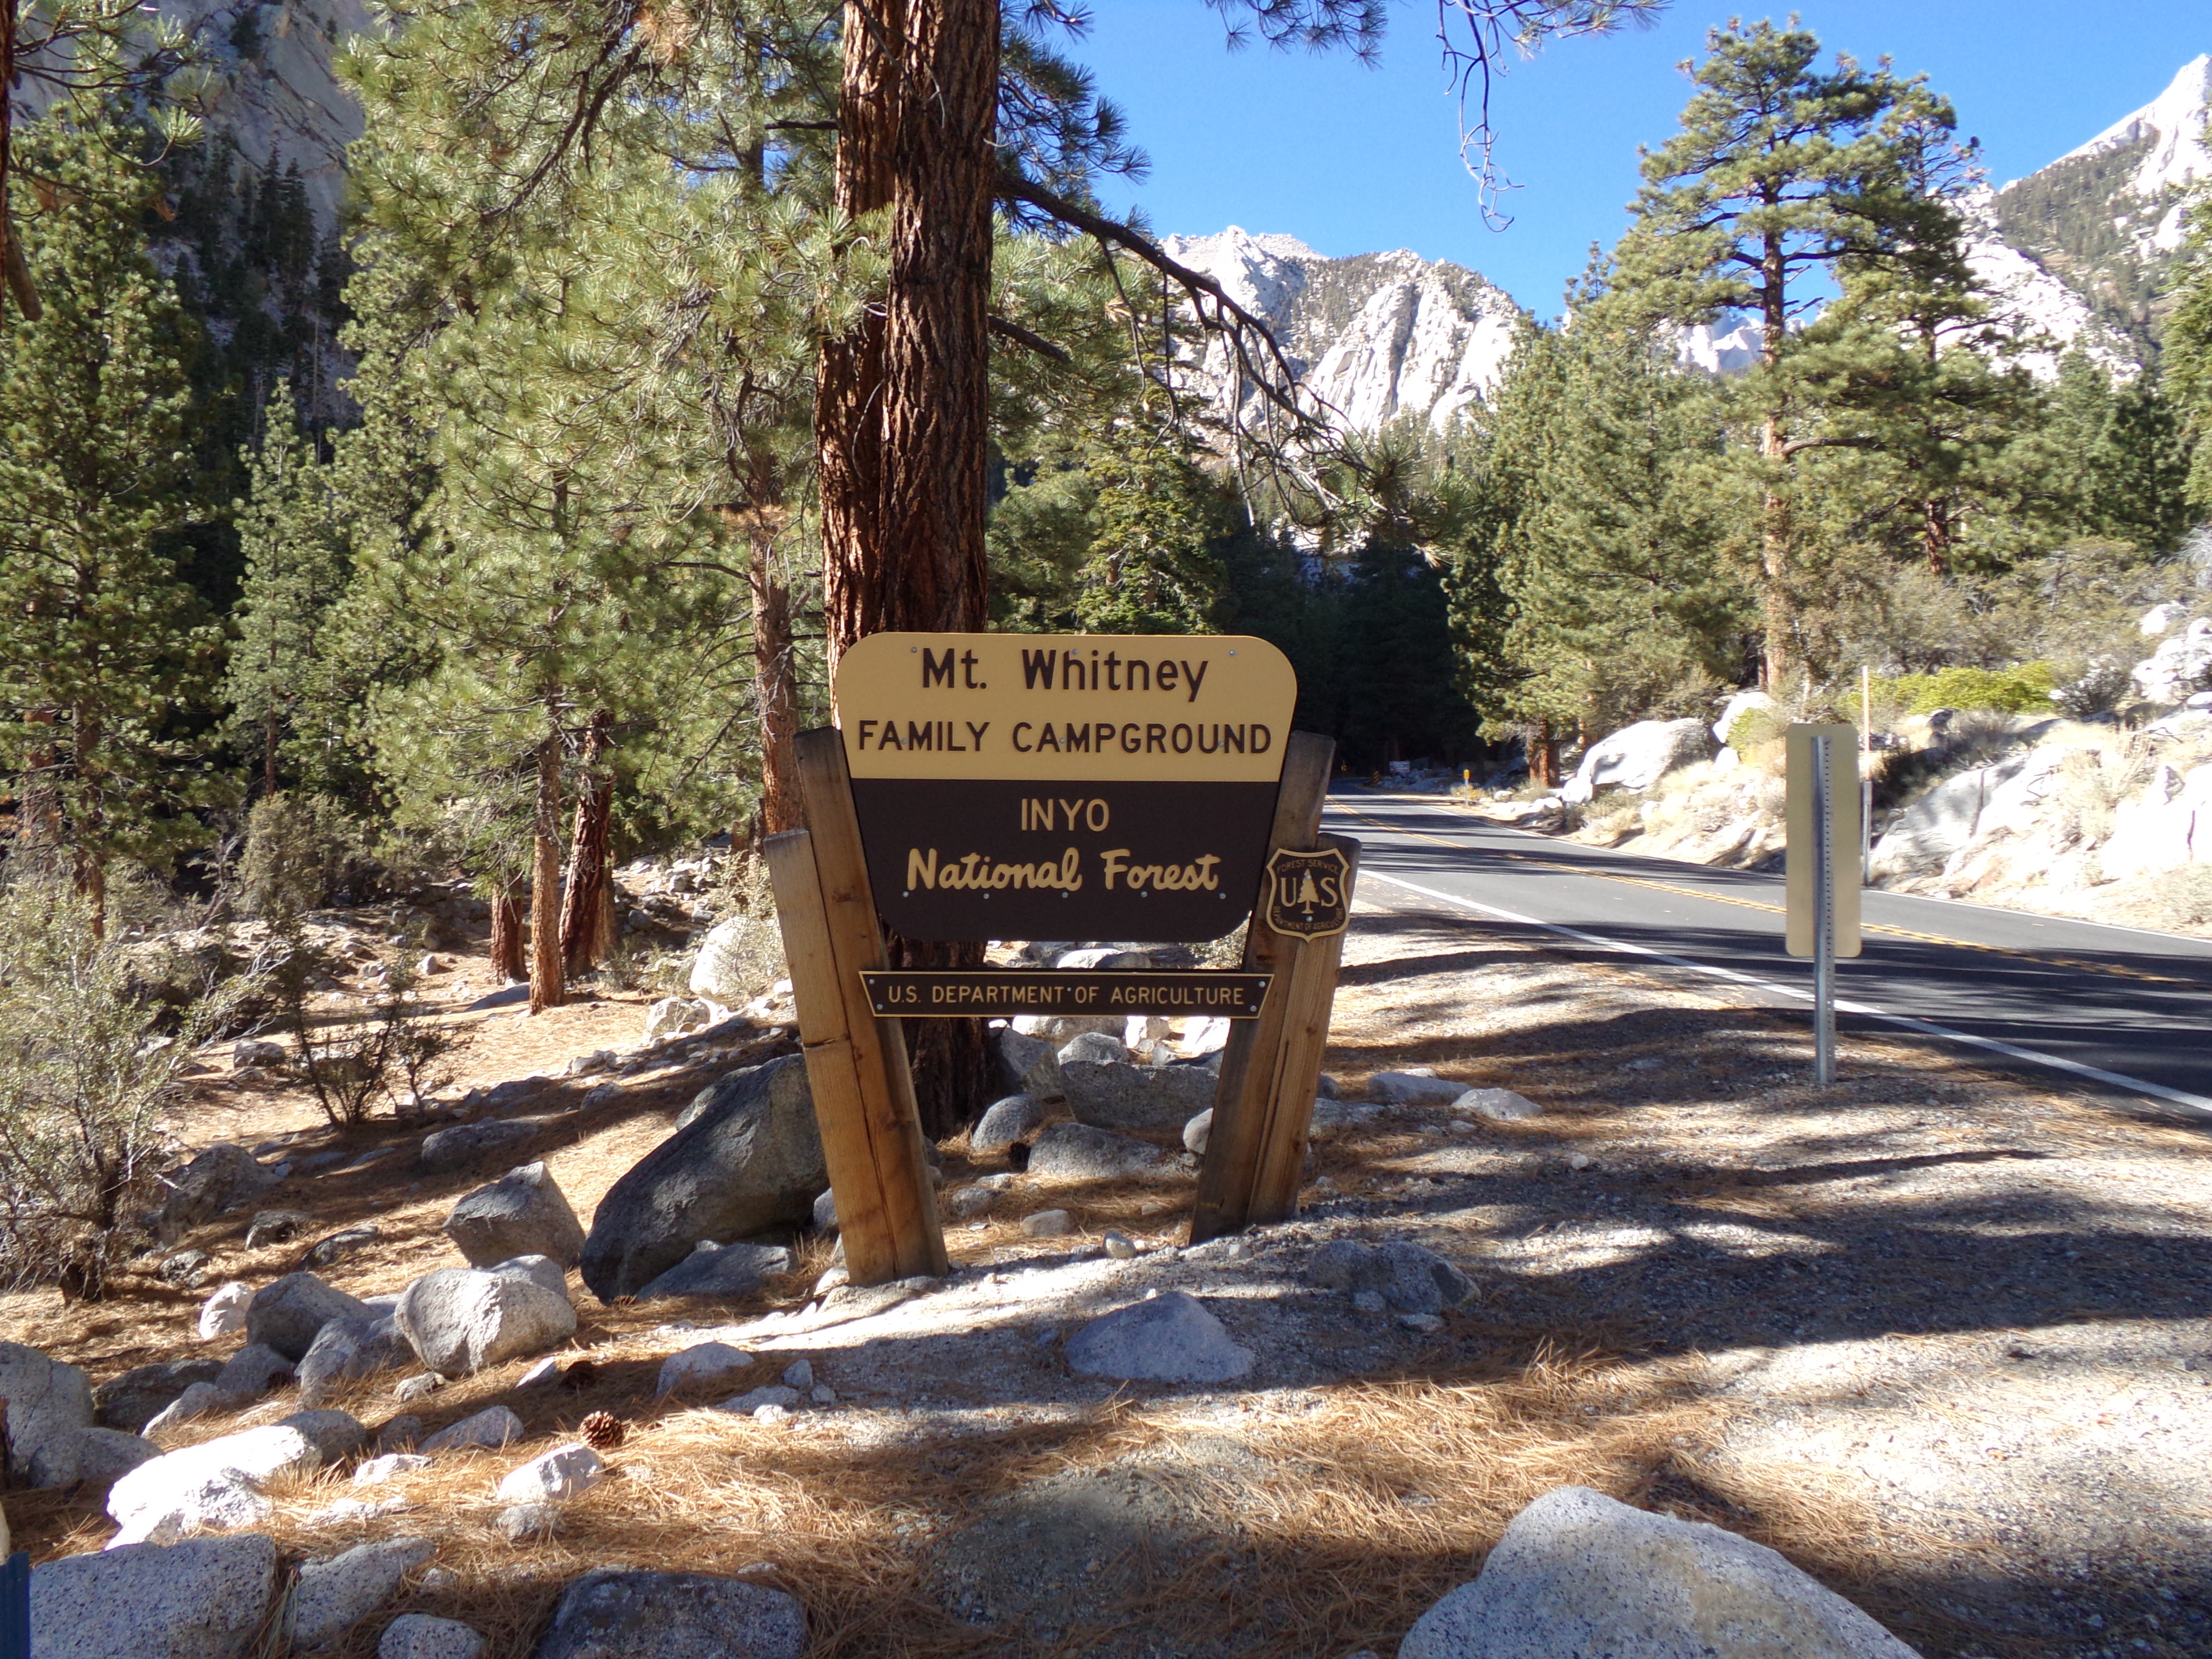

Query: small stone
left=157, top=1250, right=214, bottom=1288
left=305, top=1224, right=380, bottom=1268
left=1022, top=1209, right=1075, bottom=1238
left=753, top=1403, right=796, bottom=1426
left=718, top=1385, right=800, bottom=1416
left=1400, top=1313, right=1444, bottom=1333
left=947, top=1184, right=998, bottom=1218
left=1567, top=1152, right=1591, bottom=1171
left=232, top=1038, right=289, bottom=1069
left=1453, top=1087, right=1542, bottom=1122
left=812, top=1188, right=838, bottom=1233
left=780, top=1358, right=813, bottom=1390
left=380, top=1613, right=486, bottom=1659
left=355, top=1452, right=433, bottom=1485
left=516, top=1356, right=563, bottom=1389
left=144, top=1382, right=231, bottom=1437
left=1352, top=1291, right=1387, bottom=1313
left=1181, top=1108, right=1212, bottom=1155
left=278, top=1407, right=370, bottom=1463
left=657, top=1341, right=753, bottom=1396
left=1057, top=1031, right=1129, bottom=1066
left=814, top=1266, right=850, bottom=1295
left=495, top=1502, right=564, bottom=1542
left=810, top=1384, right=837, bottom=1406
left=394, top=1373, right=441, bottom=1402
left=244, top=1209, right=312, bottom=1250
left=376, top=1416, right=425, bottom=1455
left=495, top=1442, right=606, bottom=1503
left=94, top=1360, right=224, bottom=1434
left=1368, top=1070, right=1465, bottom=1106
left=1103, top=1231, right=1138, bottom=1259
left=971, top=1094, right=1044, bottom=1153
left=420, top=1405, right=525, bottom=1454
left=1064, top=1290, right=1254, bottom=1383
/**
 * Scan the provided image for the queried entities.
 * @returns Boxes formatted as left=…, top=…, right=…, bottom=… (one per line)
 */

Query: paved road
left=1325, top=791, right=2212, bottom=1115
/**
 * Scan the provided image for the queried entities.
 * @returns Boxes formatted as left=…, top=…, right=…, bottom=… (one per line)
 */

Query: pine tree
left=225, top=379, right=347, bottom=797
left=0, top=107, right=220, bottom=928
left=1071, top=428, right=1226, bottom=634
left=2165, top=179, right=2212, bottom=514
left=1611, top=20, right=1964, bottom=684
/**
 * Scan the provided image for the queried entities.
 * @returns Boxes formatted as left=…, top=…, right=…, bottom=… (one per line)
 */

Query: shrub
left=1885, top=662, right=2059, bottom=717
left=0, top=877, right=253, bottom=1297
left=240, top=792, right=364, bottom=919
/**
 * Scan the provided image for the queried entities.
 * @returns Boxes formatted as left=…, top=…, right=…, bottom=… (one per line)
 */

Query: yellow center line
left=1331, top=798, right=2205, bottom=992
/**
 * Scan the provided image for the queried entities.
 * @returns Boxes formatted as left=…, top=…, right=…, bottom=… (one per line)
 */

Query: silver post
left=1813, top=733, right=1836, bottom=1085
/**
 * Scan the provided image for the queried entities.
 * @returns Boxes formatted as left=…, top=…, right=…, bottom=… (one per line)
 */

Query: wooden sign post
left=769, top=632, right=1361, bottom=1283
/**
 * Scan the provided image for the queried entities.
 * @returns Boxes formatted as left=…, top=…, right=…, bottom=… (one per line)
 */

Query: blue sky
left=1069, top=1, right=2208, bottom=315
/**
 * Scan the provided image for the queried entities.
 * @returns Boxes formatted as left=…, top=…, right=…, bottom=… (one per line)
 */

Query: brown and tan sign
left=833, top=632, right=1299, bottom=941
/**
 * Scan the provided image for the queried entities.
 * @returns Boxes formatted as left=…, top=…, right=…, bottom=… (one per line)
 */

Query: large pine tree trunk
left=528, top=717, right=565, bottom=1013
left=560, top=710, right=613, bottom=975
left=1758, top=234, right=1791, bottom=690
left=815, top=0, right=1000, bottom=1136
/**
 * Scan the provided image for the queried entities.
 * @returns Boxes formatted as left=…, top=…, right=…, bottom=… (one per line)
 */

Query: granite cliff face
left=1160, top=228, right=1524, bottom=437
left=180, top=0, right=373, bottom=225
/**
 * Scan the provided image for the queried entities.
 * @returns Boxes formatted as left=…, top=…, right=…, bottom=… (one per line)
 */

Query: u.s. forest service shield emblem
left=1264, top=846, right=1350, bottom=939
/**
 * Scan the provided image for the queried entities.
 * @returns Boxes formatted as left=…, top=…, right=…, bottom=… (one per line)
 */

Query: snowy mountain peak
left=1162, top=230, right=1525, bottom=435
left=2050, top=53, right=2212, bottom=204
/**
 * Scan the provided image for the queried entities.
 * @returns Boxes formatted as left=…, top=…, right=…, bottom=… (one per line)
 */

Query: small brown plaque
left=1263, top=845, right=1351, bottom=939
left=860, top=970, right=1272, bottom=1019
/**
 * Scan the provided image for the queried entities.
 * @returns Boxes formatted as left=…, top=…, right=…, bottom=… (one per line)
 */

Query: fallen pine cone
left=580, top=1410, right=626, bottom=1450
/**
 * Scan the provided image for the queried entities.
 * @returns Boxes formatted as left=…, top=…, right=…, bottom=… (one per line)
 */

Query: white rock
left=380, top=1613, right=487, bottom=1659
left=354, top=1454, right=433, bottom=1486
left=290, top=1537, right=436, bottom=1649
left=1452, top=1087, right=1541, bottom=1122
left=1178, top=1014, right=1233, bottom=1056
left=1122, top=1014, right=1171, bottom=1047
left=396, top=1265, right=577, bottom=1377
left=420, top=1406, right=525, bottom=1454
left=1021, top=1209, right=1075, bottom=1238
left=657, top=1341, right=753, bottom=1396
left=31, top=1532, right=277, bottom=1659
left=496, top=1443, right=606, bottom=1503
left=690, top=913, right=780, bottom=1004
left=644, top=996, right=714, bottom=1043
left=1181, top=1108, right=1213, bottom=1155
left=1562, top=719, right=1714, bottom=805
left=1064, top=1290, right=1254, bottom=1383
left=516, top=1357, right=562, bottom=1390
left=2133, top=616, right=2212, bottom=704
left=2141, top=600, right=2190, bottom=637
left=196, top=1282, right=254, bottom=1343
left=495, top=1502, right=563, bottom=1542
left=1399, top=1485, right=1916, bottom=1659
left=106, top=1425, right=323, bottom=1548
left=2102, top=762, right=2212, bottom=880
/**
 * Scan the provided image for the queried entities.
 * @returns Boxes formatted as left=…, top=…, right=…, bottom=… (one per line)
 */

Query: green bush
left=1885, top=662, right=2058, bottom=717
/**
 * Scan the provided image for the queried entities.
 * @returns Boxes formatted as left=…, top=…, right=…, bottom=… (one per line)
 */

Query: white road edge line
left=1359, top=867, right=2212, bottom=1118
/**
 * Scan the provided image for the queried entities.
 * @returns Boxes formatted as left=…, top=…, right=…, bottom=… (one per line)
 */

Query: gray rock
left=0, top=1341, right=94, bottom=1483
left=1309, top=1099, right=1383, bottom=1137
left=1021, top=1209, right=1074, bottom=1238
left=1398, top=1485, right=1916, bottom=1659
left=158, top=1250, right=214, bottom=1287
left=30, top=1532, right=277, bottom=1659
left=107, top=1423, right=326, bottom=1546
left=533, top=1568, right=807, bottom=1659
left=780, top=1358, right=812, bottom=1390
left=375, top=1415, right=426, bottom=1454
left=635, top=1240, right=793, bottom=1302
left=232, top=1038, right=289, bottom=1069
left=305, top=1225, right=380, bottom=1268
left=718, top=1385, right=800, bottom=1416
left=946, top=1184, right=998, bottom=1218
left=247, top=1273, right=374, bottom=1363
left=95, top=1360, right=224, bottom=1433
left=811, top=1188, right=837, bottom=1233
left=27, top=1426, right=161, bottom=1490
left=1181, top=1108, right=1213, bottom=1155
left=971, top=1093, right=1044, bottom=1153
left=1060, top=1057, right=1217, bottom=1131
left=1367, top=1070, right=1465, bottom=1106
left=298, top=1315, right=415, bottom=1405
left=419, top=1405, right=525, bottom=1454
left=243, top=1209, right=312, bottom=1250
left=396, top=1266, right=577, bottom=1377
left=394, top=1373, right=441, bottom=1403
left=581, top=1055, right=826, bottom=1301
left=419, top=1118, right=543, bottom=1173
left=213, top=1343, right=296, bottom=1398
left=276, top=1408, right=369, bottom=1463
left=995, top=1028, right=1065, bottom=1101
left=497, top=1502, right=564, bottom=1542
left=489, top=1253, right=571, bottom=1298
left=1454, top=1087, right=1541, bottom=1122
left=159, top=1145, right=279, bottom=1232
left=290, top=1537, right=436, bottom=1649
left=1027, top=1122, right=1172, bottom=1182
left=496, top=1443, right=606, bottom=1503
left=145, top=1382, right=232, bottom=1436
left=1064, top=1291, right=1254, bottom=1383
left=380, top=1614, right=486, bottom=1659
left=444, top=1162, right=588, bottom=1269
left=353, top=1452, right=432, bottom=1485
left=1056, top=1031, right=1129, bottom=1067
left=1307, top=1241, right=1474, bottom=1315
left=197, top=1282, right=253, bottom=1342
left=1103, top=1231, right=1139, bottom=1260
